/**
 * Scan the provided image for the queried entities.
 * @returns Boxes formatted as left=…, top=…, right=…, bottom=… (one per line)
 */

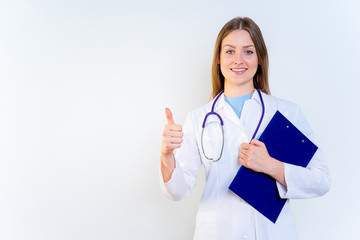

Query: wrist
left=161, top=153, right=176, bottom=183
left=265, top=157, right=280, bottom=175
left=161, top=145, right=174, bottom=157
left=161, top=152, right=175, bottom=168
left=161, top=151, right=173, bottom=160
left=267, top=157, right=286, bottom=186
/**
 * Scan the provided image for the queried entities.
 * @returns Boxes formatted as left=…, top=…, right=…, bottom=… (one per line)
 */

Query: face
left=219, top=30, right=258, bottom=90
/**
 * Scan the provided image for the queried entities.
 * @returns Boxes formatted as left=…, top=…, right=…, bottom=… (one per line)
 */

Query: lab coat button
left=242, top=235, right=248, bottom=240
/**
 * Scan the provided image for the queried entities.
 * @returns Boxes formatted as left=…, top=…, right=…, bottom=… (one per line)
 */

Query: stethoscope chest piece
left=201, top=112, right=224, bottom=162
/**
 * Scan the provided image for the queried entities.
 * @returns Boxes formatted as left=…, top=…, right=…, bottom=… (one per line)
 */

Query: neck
left=224, top=81, right=255, bottom=98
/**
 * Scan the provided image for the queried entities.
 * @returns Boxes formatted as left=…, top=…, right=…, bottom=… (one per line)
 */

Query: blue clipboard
left=228, top=111, right=318, bottom=223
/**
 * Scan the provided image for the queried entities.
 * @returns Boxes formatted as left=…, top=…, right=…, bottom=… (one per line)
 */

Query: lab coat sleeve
left=276, top=106, right=331, bottom=199
left=160, top=111, right=203, bottom=201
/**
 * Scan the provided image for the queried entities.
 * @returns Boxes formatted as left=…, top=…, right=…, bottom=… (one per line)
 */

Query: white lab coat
left=161, top=91, right=331, bottom=240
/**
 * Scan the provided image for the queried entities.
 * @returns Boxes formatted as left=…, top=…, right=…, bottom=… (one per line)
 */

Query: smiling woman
left=160, top=17, right=330, bottom=240
left=220, top=30, right=259, bottom=97
left=211, top=17, right=270, bottom=99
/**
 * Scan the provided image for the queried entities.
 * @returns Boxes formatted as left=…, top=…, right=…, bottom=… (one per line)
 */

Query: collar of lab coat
left=211, top=90, right=266, bottom=112
left=210, top=90, right=268, bottom=135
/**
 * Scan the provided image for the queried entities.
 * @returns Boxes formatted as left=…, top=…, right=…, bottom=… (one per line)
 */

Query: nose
left=234, top=52, right=244, bottom=65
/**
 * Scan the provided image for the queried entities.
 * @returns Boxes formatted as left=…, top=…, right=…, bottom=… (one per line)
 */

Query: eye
left=244, top=50, right=254, bottom=55
left=226, top=50, right=235, bottom=54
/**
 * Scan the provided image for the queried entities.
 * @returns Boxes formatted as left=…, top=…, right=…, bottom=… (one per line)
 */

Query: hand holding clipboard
left=229, top=111, right=318, bottom=223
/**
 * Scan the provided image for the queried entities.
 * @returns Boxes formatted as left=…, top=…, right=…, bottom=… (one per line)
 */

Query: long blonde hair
left=211, top=17, right=270, bottom=98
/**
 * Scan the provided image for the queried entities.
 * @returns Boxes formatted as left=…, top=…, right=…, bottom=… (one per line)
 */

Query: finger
left=164, top=136, right=183, bottom=144
left=240, top=142, right=250, bottom=150
left=241, top=143, right=253, bottom=153
left=239, top=157, right=247, bottom=167
left=165, top=108, right=175, bottom=124
left=239, top=151, right=246, bottom=159
left=251, top=139, right=264, bottom=147
left=163, top=130, right=183, bottom=138
left=166, top=124, right=182, bottom=132
left=240, top=148, right=248, bottom=157
left=168, top=143, right=182, bottom=149
left=164, top=143, right=182, bottom=149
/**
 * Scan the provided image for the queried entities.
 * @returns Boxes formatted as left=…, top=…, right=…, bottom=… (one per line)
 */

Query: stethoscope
left=201, top=88, right=265, bottom=161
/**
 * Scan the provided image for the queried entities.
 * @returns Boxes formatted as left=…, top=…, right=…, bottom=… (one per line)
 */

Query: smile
left=231, top=68, right=247, bottom=72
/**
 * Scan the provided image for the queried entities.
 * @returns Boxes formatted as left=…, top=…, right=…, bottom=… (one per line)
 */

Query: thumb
left=165, top=108, right=175, bottom=124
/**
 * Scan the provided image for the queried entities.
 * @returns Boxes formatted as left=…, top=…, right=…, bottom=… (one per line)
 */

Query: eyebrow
left=223, top=44, right=255, bottom=49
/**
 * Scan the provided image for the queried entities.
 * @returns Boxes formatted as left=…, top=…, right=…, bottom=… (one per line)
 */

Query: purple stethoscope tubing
left=251, top=88, right=265, bottom=141
left=202, top=90, right=225, bottom=128
left=201, top=88, right=265, bottom=160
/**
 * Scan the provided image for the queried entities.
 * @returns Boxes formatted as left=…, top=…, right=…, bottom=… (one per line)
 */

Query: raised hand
left=161, top=108, right=183, bottom=156
left=160, top=108, right=184, bottom=182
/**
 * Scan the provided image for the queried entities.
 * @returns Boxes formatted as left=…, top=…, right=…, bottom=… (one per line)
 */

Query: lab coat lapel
left=214, top=94, right=246, bottom=130
left=213, top=91, right=266, bottom=141
left=240, top=91, right=267, bottom=140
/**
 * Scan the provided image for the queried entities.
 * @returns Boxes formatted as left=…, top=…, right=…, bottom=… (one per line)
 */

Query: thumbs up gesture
left=161, top=108, right=184, bottom=156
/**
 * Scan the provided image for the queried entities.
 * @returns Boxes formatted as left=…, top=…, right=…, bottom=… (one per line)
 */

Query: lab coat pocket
left=193, top=212, right=218, bottom=240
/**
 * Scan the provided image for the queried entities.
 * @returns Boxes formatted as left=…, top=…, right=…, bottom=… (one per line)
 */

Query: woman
left=160, top=17, right=331, bottom=240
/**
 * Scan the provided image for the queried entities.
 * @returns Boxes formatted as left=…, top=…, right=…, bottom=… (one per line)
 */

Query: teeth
left=232, top=68, right=247, bottom=72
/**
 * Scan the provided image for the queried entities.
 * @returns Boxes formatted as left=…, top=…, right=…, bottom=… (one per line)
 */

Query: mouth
left=231, top=68, right=248, bottom=73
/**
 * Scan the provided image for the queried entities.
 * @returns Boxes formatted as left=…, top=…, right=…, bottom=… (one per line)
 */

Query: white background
left=0, top=0, right=359, bottom=239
